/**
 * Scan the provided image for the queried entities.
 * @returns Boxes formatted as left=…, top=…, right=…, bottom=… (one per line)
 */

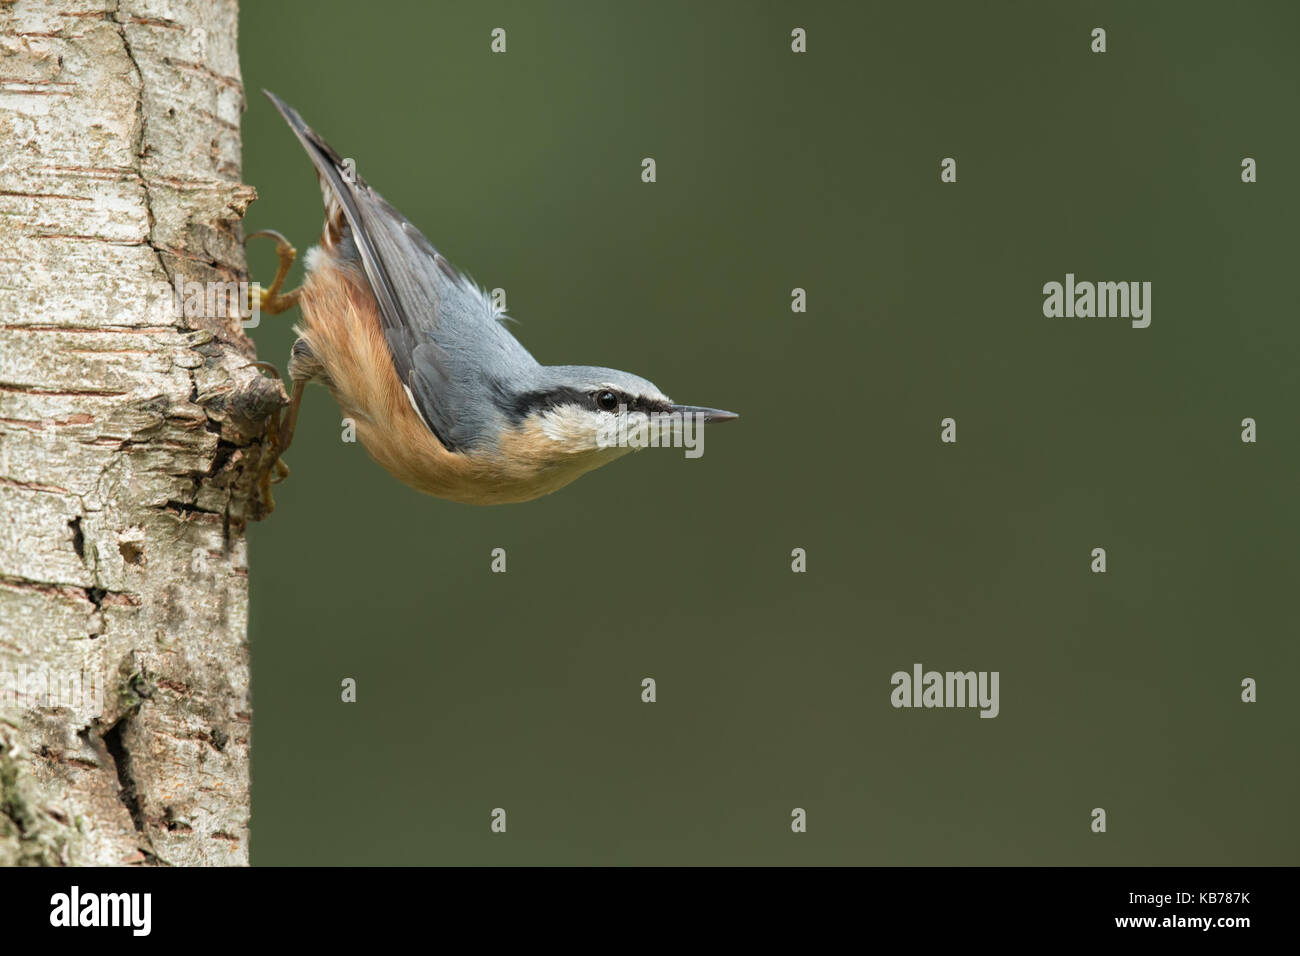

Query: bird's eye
left=596, top=390, right=619, bottom=411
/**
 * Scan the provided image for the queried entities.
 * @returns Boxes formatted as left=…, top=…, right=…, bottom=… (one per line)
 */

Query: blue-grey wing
left=264, top=91, right=536, bottom=452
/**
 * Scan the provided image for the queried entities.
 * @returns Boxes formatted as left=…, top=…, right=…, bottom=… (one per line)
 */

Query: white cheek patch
left=539, top=406, right=601, bottom=444
left=535, top=400, right=671, bottom=451
left=538, top=408, right=590, bottom=442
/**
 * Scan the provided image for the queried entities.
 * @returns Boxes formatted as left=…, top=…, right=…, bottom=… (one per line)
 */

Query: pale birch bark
left=0, top=0, right=276, bottom=865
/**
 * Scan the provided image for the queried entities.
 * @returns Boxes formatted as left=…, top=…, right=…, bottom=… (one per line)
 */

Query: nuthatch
left=251, top=91, right=737, bottom=505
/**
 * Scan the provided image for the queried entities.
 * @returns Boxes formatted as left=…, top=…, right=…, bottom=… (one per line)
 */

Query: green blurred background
left=240, top=1, right=1299, bottom=864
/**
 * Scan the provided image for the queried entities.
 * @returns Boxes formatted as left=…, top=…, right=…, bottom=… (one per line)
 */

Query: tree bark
left=0, top=0, right=274, bottom=865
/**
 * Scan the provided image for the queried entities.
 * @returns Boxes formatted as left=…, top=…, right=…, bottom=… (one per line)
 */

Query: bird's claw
left=255, top=402, right=294, bottom=515
left=245, top=229, right=301, bottom=315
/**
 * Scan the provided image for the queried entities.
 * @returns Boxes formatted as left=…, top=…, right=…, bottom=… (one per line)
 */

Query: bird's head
left=498, top=364, right=737, bottom=464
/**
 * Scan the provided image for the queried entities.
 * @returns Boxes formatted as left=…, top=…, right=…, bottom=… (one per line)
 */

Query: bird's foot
left=256, top=413, right=293, bottom=514
left=246, top=362, right=295, bottom=516
left=245, top=229, right=302, bottom=315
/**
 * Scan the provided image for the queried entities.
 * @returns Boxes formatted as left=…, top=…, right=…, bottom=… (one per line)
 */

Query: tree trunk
left=0, top=0, right=273, bottom=865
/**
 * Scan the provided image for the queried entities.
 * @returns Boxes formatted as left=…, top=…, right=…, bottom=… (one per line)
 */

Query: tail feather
left=261, top=90, right=408, bottom=408
left=263, top=90, right=352, bottom=253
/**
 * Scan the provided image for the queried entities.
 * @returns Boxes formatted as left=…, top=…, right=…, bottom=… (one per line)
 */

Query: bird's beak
left=671, top=404, right=739, bottom=423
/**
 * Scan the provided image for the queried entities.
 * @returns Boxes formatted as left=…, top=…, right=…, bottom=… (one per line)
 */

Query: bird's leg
left=276, top=379, right=306, bottom=459
left=242, top=231, right=301, bottom=514
left=245, top=229, right=302, bottom=315
left=257, top=413, right=283, bottom=513
left=246, top=365, right=303, bottom=516
left=247, top=364, right=305, bottom=458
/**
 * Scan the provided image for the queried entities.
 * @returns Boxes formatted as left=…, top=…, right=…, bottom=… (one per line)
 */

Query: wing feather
left=264, top=91, right=537, bottom=452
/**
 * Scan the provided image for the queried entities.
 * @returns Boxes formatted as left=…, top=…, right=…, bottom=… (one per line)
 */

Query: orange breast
left=294, top=258, right=607, bottom=504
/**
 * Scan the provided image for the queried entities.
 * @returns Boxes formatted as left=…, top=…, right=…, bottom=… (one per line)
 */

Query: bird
left=249, top=91, right=737, bottom=506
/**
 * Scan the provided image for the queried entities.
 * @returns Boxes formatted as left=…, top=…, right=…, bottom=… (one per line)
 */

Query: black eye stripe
left=595, top=392, right=674, bottom=414
left=505, top=386, right=587, bottom=421
left=505, top=387, right=673, bottom=421
left=626, top=396, right=674, bottom=414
